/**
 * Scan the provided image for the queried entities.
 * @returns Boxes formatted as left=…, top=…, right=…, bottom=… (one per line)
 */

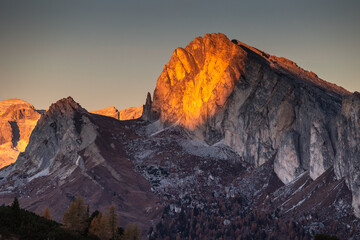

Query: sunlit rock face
left=335, top=92, right=360, bottom=218
left=0, top=99, right=40, bottom=168
left=146, top=33, right=349, bottom=184
left=91, top=106, right=142, bottom=120
left=91, top=106, right=120, bottom=119
left=151, top=33, right=247, bottom=130
left=119, top=106, right=142, bottom=120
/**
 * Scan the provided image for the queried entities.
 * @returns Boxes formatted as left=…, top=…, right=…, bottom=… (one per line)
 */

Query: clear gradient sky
left=1, top=0, right=359, bottom=110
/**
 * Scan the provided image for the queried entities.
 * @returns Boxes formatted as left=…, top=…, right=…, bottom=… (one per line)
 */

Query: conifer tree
left=11, top=197, right=20, bottom=211
left=108, top=205, right=118, bottom=240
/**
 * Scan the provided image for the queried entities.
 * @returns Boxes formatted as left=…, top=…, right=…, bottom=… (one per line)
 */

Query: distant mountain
left=119, top=106, right=142, bottom=120
left=1, top=33, right=360, bottom=239
left=90, top=106, right=142, bottom=120
left=91, top=106, right=120, bottom=119
left=0, top=99, right=40, bottom=168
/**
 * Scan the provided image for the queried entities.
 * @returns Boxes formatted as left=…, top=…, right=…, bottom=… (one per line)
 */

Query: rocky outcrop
left=0, top=99, right=40, bottom=168
left=142, top=92, right=158, bottom=122
left=91, top=106, right=142, bottom=120
left=335, top=92, right=360, bottom=218
left=151, top=33, right=247, bottom=130
left=144, top=33, right=348, bottom=185
left=211, top=39, right=346, bottom=181
left=10, top=96, right=90, bottom=173
left=274, top=130, right=303, bottom=184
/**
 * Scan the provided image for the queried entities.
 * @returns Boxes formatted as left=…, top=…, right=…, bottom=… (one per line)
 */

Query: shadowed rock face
left=0, top=99, right=40, bottom=168
left=335, top=92, right=360, bottom=218
left=217, top=39, right=345, bottom=176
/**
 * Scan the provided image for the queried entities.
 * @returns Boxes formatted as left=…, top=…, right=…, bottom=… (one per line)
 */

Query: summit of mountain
left=147, top=33, right=349, bottom=132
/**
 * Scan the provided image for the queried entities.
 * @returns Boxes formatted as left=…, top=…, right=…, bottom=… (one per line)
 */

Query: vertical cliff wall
left=335, top=92, right=360, bottom=218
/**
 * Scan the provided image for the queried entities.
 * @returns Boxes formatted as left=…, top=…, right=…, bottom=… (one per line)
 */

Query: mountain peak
left=46, top=96, right=86, bottom=117
left=151, top=33, right=246, bottom=130
left=147, top=33, right=350, bottom=131
left=0, top=98, right=37, bottom=118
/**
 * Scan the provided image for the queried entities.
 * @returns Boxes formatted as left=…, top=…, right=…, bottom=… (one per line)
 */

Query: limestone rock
left=142, top=92, right=158, bottom=121
left=150, top=33, right=247, bottom=130
left=309, top=117, right=335, bottom=180
left=0, top=99, right=40, bottom=168
left=91, top=106, right=120, bottom=119
left=145, top=33, right=345, bottom=181
left=13, top=96, right=90, bottom=173
left=91, top=106, right=142, bottom=120
left=274, top=130, right=303, bottom=184
left=335, top=92, right=360, bottom=217
left=119, top=106, right=142, bottom=120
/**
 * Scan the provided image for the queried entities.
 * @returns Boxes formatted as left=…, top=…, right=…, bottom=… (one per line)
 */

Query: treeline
left=0, top=198, right=84, bottom=239
left=0, top=197, right=140, bottom=240
left=149, top=194, right=343, bottom=240
left=61, top=195, right=140, bottom=240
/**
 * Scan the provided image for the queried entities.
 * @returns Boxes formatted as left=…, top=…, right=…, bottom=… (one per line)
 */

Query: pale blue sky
left=0, top=0, right=359, bottom=110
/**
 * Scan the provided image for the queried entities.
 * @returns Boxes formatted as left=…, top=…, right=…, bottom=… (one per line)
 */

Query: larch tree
left=89, top=213, right=110, bottom=240
left=42, top=206, right=52, bottom=220
left=62, top=195, right=88, bottom=233
left=124, top=223, right=140, bottom=240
